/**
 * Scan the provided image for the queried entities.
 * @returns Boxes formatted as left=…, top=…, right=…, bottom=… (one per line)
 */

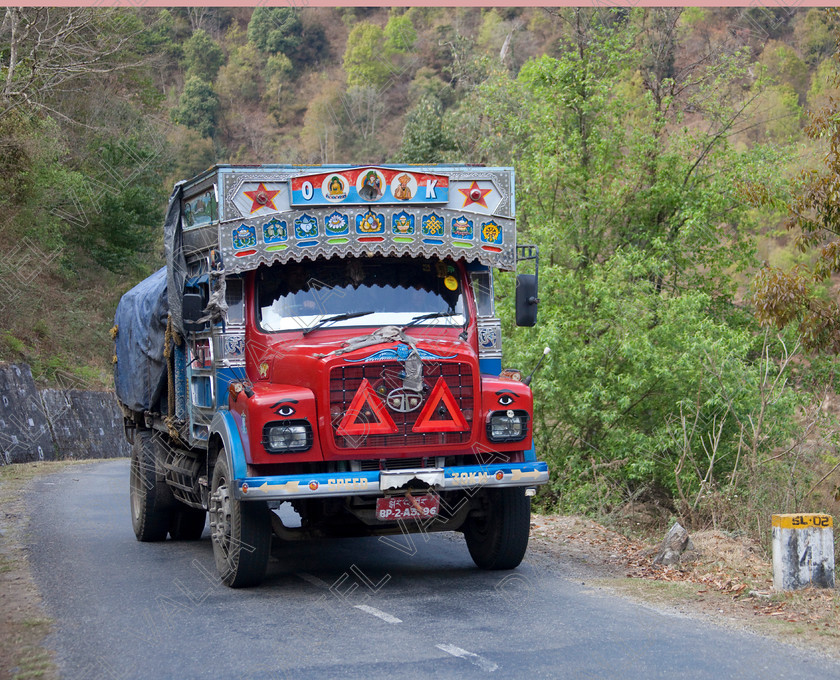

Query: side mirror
left=515, top=274, right=538, bottom=327
left=183, top=292, right=207, bottom=333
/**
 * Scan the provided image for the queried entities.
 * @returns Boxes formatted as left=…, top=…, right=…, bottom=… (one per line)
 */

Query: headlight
left=262, top=420, right=312, bottom=453
left=486, top=410, right=529, bottom=442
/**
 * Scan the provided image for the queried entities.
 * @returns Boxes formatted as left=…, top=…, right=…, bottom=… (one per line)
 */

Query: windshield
left=256, top=256, right=467, bottom=333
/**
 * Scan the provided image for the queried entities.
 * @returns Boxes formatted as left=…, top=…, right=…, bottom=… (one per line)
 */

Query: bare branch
left=1, top=7, right=153, bottom=125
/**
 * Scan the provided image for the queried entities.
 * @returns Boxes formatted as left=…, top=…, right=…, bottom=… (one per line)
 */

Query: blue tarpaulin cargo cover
left=113, top=267, right=169, bottom=413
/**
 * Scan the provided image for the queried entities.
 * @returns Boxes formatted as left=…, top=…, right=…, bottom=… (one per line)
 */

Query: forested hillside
left=2, top=6, right=839, bottom=531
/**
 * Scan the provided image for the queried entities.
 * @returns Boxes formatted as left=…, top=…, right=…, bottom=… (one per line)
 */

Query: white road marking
left=296, top=573, right=402, bottom=624
left=354, top=604, right=402, bottom=624
left=295, top=572, right=332, bottom=589
left=436, top=643, right=498, bottom=672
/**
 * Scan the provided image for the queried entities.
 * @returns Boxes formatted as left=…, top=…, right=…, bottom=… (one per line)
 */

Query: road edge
left=0, top=460, right=101, bottom=680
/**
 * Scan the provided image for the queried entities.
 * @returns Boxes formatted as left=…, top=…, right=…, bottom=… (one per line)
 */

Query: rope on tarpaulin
left=164, top=314, right=183, bottom=442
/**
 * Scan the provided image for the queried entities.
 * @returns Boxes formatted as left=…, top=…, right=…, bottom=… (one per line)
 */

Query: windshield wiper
left=302, top=310, right=374, bottom=336
left=403, top=310, right=458, bottom=330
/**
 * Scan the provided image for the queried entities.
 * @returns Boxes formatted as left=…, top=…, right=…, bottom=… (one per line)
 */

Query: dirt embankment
left=530, top=514, right=840, bottom=658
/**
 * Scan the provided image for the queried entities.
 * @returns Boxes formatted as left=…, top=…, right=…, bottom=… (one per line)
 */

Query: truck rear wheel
left=463, top=488, right=531, bottom=570
left=129, top=430, right=173, bottom=542
left=209, top=454, right=271, bottom=587
left=168, top=505, right=206, bottom=540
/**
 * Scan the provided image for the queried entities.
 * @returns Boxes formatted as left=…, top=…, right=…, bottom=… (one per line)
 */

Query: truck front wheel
left=208, top=454, right=271, bottom=587
left=463, top=488, right=531, bottom=570
left=129, top=430, right=173, bottom=542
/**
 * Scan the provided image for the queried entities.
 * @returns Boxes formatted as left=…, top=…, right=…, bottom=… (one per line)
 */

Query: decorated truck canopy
left=177, top=165, right=517, bottom=275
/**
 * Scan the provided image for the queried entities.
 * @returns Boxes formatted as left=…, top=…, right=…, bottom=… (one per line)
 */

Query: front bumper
left=234, top=461, right=549, bottom=501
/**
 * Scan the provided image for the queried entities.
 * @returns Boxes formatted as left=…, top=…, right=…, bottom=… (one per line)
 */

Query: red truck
left=114, top=165, right=548, bottom=587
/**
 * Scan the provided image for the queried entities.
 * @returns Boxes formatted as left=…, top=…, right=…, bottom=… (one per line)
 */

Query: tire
left=129, top=429, right=173, bottom=542
left=169, top=505, right=206, bottom=541
left=208, top=454, right=271, bottom=588
left=463, top=488, right=531, bottom=570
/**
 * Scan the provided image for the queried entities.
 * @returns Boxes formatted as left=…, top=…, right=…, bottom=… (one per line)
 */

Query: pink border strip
left=1, top=2, right=827, bottom=7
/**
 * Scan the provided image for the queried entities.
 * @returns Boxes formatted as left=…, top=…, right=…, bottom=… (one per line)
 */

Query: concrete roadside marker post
left=772, top=514, right=835, bottom=591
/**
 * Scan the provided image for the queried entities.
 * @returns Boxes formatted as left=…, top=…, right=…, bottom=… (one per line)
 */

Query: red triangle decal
left=336, top=378, right=398, bottom=436
left=412, top=377, right=469, bottom=433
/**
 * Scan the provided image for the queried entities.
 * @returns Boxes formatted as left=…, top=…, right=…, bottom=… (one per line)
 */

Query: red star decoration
left=459, top=181, right=492, bottom=208
left=244, top=183, right=280, bottom=214
left=458, top=180, right=493, bottom=208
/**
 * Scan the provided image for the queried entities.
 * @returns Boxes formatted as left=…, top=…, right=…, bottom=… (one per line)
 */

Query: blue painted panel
left=240, top=461, right=548, bottom=485
left=185, top=274, right=209, bottom=286
left=524, top=443, right=536, bottom=462
left=215, top=368, right=244, bottom=409
left=211, top=410, right=248, bottom=479
left=479, top=358, right=503, bottom=376
left=174, top=344, right=187, bottom=419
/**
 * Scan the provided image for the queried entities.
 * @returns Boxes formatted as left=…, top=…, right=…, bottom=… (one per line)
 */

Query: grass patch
left=11, top=647, right=53, bottom=680
left=0, top=461, right=84, bottom=488
left=594, top=576, right=700, bottom=603
left=1, top=331, right=26, bottom=355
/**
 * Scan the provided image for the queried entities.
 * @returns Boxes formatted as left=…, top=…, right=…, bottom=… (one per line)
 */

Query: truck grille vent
left=356, top=457, right=438, bottom=472
left=330, top=361, right=473, bottom=450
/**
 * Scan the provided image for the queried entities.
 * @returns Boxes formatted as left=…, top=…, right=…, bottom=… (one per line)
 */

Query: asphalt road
left=25, top=460, right=840, bottom=679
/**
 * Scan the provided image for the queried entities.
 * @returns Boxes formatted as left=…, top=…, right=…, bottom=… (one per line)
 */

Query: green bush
left=499, top=250, right=801, bottom=518
left=182, top=29, right=225, bottom=81
left=385, top=13, right=417, bottom=54
left=343, top=23, right=392, bottom=88
left=2, top=332, right=26, bottom=356
left=171, top=77, right=219, bottom=139
left=394, top=95, right=453, bottom=163
left=247, top=7, right=302, bottom=56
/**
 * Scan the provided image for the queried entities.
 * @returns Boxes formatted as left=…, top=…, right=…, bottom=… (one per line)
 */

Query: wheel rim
left=130, top=455, right=142, bottom=522
left=209, top=475, right=232, bottom=560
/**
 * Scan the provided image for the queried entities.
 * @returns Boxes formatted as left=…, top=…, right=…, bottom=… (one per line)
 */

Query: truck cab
left=115, top=165, right=548, bottom=587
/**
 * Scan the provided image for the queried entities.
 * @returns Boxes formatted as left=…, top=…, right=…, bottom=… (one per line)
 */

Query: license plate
left=376, top=495, right=440, bottom=521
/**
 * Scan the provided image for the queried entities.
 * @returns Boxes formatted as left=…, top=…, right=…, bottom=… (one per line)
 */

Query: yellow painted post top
left=772, top=513, right=833, bottom=529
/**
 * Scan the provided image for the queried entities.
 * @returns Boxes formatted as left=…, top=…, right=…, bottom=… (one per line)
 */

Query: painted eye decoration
left=498, top=394, right=514, bottom=406
left=274, top=405, right=296, bottom=417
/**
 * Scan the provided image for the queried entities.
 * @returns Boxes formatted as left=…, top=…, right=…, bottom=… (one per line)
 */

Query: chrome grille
left=330, top=361, right=474, bottom=450
left=357, top=457, right=438, bottom=472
